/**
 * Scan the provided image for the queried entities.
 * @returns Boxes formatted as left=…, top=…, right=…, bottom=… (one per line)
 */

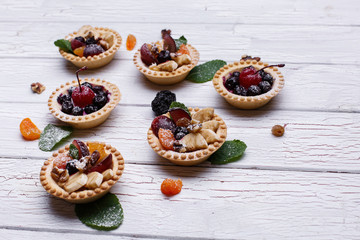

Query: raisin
left=126, top=34, right=137, bottom=51
left=161, top=178, right=183, bottom=196
left=19, top=118, right=41, bottom=140
left=272, top=125, right=285, bottom=137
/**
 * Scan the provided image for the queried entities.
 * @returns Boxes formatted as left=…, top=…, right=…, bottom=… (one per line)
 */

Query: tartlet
left=48, top=78, right=121, bottom=129
left=213, top=59, right=285, bottom=109
left=59, top=25, right=122, bottom=69
left=147, top=107, right=227, bottom=166
left=40, top=141, right=124, bottom=204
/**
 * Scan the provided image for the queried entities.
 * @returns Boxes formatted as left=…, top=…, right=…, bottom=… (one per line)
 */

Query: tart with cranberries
left=133, top=29, right=199, bottom=85
left=147, top=107, right=227, bottom=166
left=213, top=56, right=285, bottom=109
left=55, top=25, right=122, bottom=69
left=48, top=67, right=121, bottom=129
left=40, top=140, right=124, bottom=203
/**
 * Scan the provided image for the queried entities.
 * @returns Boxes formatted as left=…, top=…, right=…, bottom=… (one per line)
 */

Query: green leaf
left=54, top=39, right=73, bottom=53
left=69, top=144, right=79, bottom=160
left=174, top=35, right=187, bottom=51
left=208, top=140, right=247, bottom=165
left=75, top=193, right=124, bottom=231
left=186, top=60, right=227, bottom=83
left=169, top=101, right=190, bottom=116
left=38, top=124, right=73, bottom=151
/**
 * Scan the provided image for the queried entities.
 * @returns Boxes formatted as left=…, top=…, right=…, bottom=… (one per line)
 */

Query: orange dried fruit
left=177, top=44, right=189, bottom=55
left=126, top=34, right=136, bottom=51
left=73, top=46, right=85, bottom=57
left=53, top=153, right=72, bottom=169
left=161, top=178, right=183, bottom=196
left=88, top=142, right=107, bottom=162
left=158, top=128, right=175, bottom=150
left=20, top=118, right=41, bottom=140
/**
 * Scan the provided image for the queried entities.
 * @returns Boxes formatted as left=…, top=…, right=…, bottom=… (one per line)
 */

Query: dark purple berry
left=83, top=44, right=105, bottom=57
left=84, top=104, right=98, bottom=114
left=66, top=160, right=78, bottom=175
left=233, top=85, right=247, bottom=96
left=260, top=70, right=274, bottom=85
left=68, top=86, right=76, bottom=96
left=225, top=77, right=238, bottom=90
left=81, top=82, right=93, bottom=90
left=75, top=36, right=85, bottom=43
left=57, top=94, right=71, bottom=104
left=93, top=94, right=108, bottom=108
left=247, top=85, right=262, bottom=96
left=85, top=36, right=98, bottom=45
left=232, top=71, right=240, bottom=78
left=157, top=50, right=171, bottom=63
left=151, top=90, right=176, bottom=116
left=258, top=81, right=272, bottom=93
left=72, top=106, right=83, bottom=116
left=92, top=85, right=104, bottom=94
left=61, top=101, right=73, bottom=114
left=173, top=126, right=189, bottom=140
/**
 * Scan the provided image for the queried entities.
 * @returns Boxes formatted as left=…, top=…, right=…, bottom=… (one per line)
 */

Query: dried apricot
left=88, top=142, right=107, bottom=162
left=126, top=34, right=136, bottom=51
left=73, top=46, right=85, bottom=57
left=177, top=44, right=189, bottom=55
left=20, top=118, right=41, bottom=140
left=53, top=153, right=71, bottom=169
left=158, top=128, right=175, bottom=150
left=161, top=178, right=183, bottom=196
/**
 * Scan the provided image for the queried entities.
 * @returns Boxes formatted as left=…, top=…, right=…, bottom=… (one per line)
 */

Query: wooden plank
left=0, top=22, right=359, bottom=65
left=0, top=0, right=359, bottom=26
left=2, top=104, right=359, bottom=172
left=1, top=160, right=360, bottom=240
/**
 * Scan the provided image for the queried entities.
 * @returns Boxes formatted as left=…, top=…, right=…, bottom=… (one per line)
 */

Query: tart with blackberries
left=148, top=106, right=227, bottom=166
left=48, top=67, right=121, bottom=129
left=213, top=56, right=285, bottom=109
left=133, top=29, right=199, bottom=85
left=40, top=140, right=124, bottom=203
left=55, top=25, right=122, bottom=69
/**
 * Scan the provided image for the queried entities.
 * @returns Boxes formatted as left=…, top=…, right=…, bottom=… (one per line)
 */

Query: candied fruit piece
left=158, top=128, right=175, bottom=150
left=177, top=44, right=189, bottom=55
left=272, top=125, right=285, bottom=137
left=161, top=178, right=183, bottom=196
left=126, top=34, right=137, bottom=51
left=20, top=118, right=41, bottom=140
left=53, top=153, right=72, bottom=169
left=73, top=46, right=85, bottom=57
left=88, top=142, right=107, bottom=162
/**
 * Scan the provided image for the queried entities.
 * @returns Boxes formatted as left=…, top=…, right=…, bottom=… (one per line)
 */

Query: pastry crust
left=40, top=142, right=124, bottom=204
left=133, top=44, right=200, bottom=85
left=212, top=60, right=285, bottom=109
left=147, top=107, right=227, bottom=166
left=48, top=78, right=121, bottom=129
left=59, top=26, right=122, bottom=69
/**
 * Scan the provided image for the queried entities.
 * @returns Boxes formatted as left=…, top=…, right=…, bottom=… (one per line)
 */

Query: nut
left=173, top=54, right=191, bottom=66
left=31, top=82, right=45, bottom=94
left=86, top=172, right=103, bottom=189
left=157, top=60, right=178, bottom=72
left=149, top=63, right=160, bottom=71
left=102, top=169, right=114, bottom=181
left=64, top=172, right=88, bottom=193
left=99, top=40, right=110, bottom=50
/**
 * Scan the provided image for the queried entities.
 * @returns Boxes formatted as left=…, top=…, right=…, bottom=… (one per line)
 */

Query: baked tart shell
left=59, top=27, right=122, bottom=69
left=133, top=44, right=200, bottom=85
left=48, top=78, right=121, bottom=129
left=40, top=142, right=124, bottom=204
left=213, top=60, right=285, bottom=109
left=147, top=107, right=227, bottom=166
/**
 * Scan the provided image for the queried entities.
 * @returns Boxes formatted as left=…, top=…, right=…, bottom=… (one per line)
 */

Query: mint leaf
left=186, top=60, right=227, bottom=83
left=75, top=193, right=124, bottom=231
left=54, top=39, right=73, bottom=53
left=69, top=144, right=79, bottom=160
left=209, top=140, right=247, bottom=164
left=38, top=124, right=73, bottom=151
left=174, top=36, right=187, bottom=51
left=169, top=101, right=190, bottom=116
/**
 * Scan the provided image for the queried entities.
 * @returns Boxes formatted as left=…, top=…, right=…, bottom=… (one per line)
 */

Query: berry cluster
left=71, top=36, right=105, bottom=58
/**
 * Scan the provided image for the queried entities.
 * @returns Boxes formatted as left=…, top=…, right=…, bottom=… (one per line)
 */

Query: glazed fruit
left=53, top=153, right=71, bottom=169
left=88, top=142, right=107, bottom=162
left=71, top=38, right=85, bottom=50
left=161, top=178, right=183, bottom=196
left=87, top=153, right=113, bottom=173
left=151, top=90, right=176, bottom=116
left=151, top=115, right=176, bottom=137
left=169, top=108, right=191, bottom=126
left=84, top=44, right=105, bottom=58
left=158, top=128, right=175, bottom=150
left=239, top=66, right=262, bottom=89
left=140, top=43, right=157, bottom=66
left=126, top=34, right=136, bottom=51
left=20, top=118, right=41, bottom=140
left=272, top=125, right=285, bottom=137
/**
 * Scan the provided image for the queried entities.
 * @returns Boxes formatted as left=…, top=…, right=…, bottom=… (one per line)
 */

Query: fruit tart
left=133, top=29, right=199, bottom=85
left=213, top=56, right=285, bottom=109
left=48, top=67, right=121, bottom=129
left=55, top=25, right=122, bottom=69
left=40, top=140, right=124, bottom=203
left=148, top=106, right=227, bottom=166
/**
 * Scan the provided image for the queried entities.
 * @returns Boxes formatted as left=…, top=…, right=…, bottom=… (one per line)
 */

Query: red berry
left=71, top=86, right=95, bottom=108
left=140, top=43, right=157, bottom=66
left=87, top=154, right=113, bottom=173
left=239, top=66, right=262, bottom=89
left=71, top=39, right=85, bottom=51
left=151, top=115, right=176, bottom=137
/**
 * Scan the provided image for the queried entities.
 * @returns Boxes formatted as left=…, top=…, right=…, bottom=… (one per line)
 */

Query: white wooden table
left=1, top=1, right=359, bottom=239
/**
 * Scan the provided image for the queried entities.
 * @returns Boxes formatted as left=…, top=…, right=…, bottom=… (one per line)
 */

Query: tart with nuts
left=48, top=67, right=121, bottom=129
left=213, top=56, right=285, bottom=109
left=55, top=25, right=122, bottom=69
left=40, top=140, right=124, bottom=203
left=133, top=29, right=199, bottom=85
left=148, top=107, right=227, bottom=166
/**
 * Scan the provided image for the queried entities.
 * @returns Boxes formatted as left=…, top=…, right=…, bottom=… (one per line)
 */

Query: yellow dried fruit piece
left=88, top=142, right=107, bottom=162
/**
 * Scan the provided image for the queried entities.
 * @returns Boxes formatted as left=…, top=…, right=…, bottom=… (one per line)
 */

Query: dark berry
left=233, top=85, right=247, bottom=96
left=72, top=106, right=83, bottom=116
left=247, top=85, right=262, bottom=96
left=151, top=90, right=176, bottom=116
left=157, top=50, right=171, bottom=63
left=68, top=86, right=76, bottom=96
left=232, top=71, right=240, bottom=78
left=85, top=36, right=98, bottom=45
left=81, top=82, right=93, bottom=90
left=57, top=94, right=71, bottom=104
left=258, top=81, right=272, bottom=93
left=151, top=115, right=176, bottom=137
left=75, top=36, right=85, bottom=43
left=66, top=160, right=78, bottom=175
left=93, top=94, right=108, bottom=108
left=84, top=104, right=98, bottom=114
left=92, top=85, right=104, bottom=94
left=83, top=44, right=105, bottom=57
left=173, top=126, right=189, bottom=140
left=259, top=70, right=274, bottom=85
left=225, top=77, right=238, bottom=90
left=61, top=101, right=73, bottom=114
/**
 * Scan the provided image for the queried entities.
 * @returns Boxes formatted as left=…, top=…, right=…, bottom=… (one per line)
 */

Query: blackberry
left=75, top=36, right=85, bottom=43
left=85, top=36, right=97, bottom=45
left=61, top=101, right=73, bottom=114
left=81, top=82, right=93, bottom=90
left=233, top=85, right=247, bottom=96
left=157, top=50, right=171, bottom=63
left=84, top=104, right=98, bottom=114
left=247, top=85, right=262, bottom=96
left=232, top=71, right=240, bottom=78
left=68, top=86, right=76, bottom=96
left=151, top=90, right=176, bottom=116
left=66, top=160, right=79, bottom=175
left=92, top=85, right=104, bottom=94
left=93, top=94, right=108, bottom=108
left=258, top=81, right=272, bottom=93
left=72, top=106, right=83, bottom=116
left=173, top=126, right=189, bottom=140
left=57, top=94, right=71, bottom=104
left=225, top=77, right=238, bottom=90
